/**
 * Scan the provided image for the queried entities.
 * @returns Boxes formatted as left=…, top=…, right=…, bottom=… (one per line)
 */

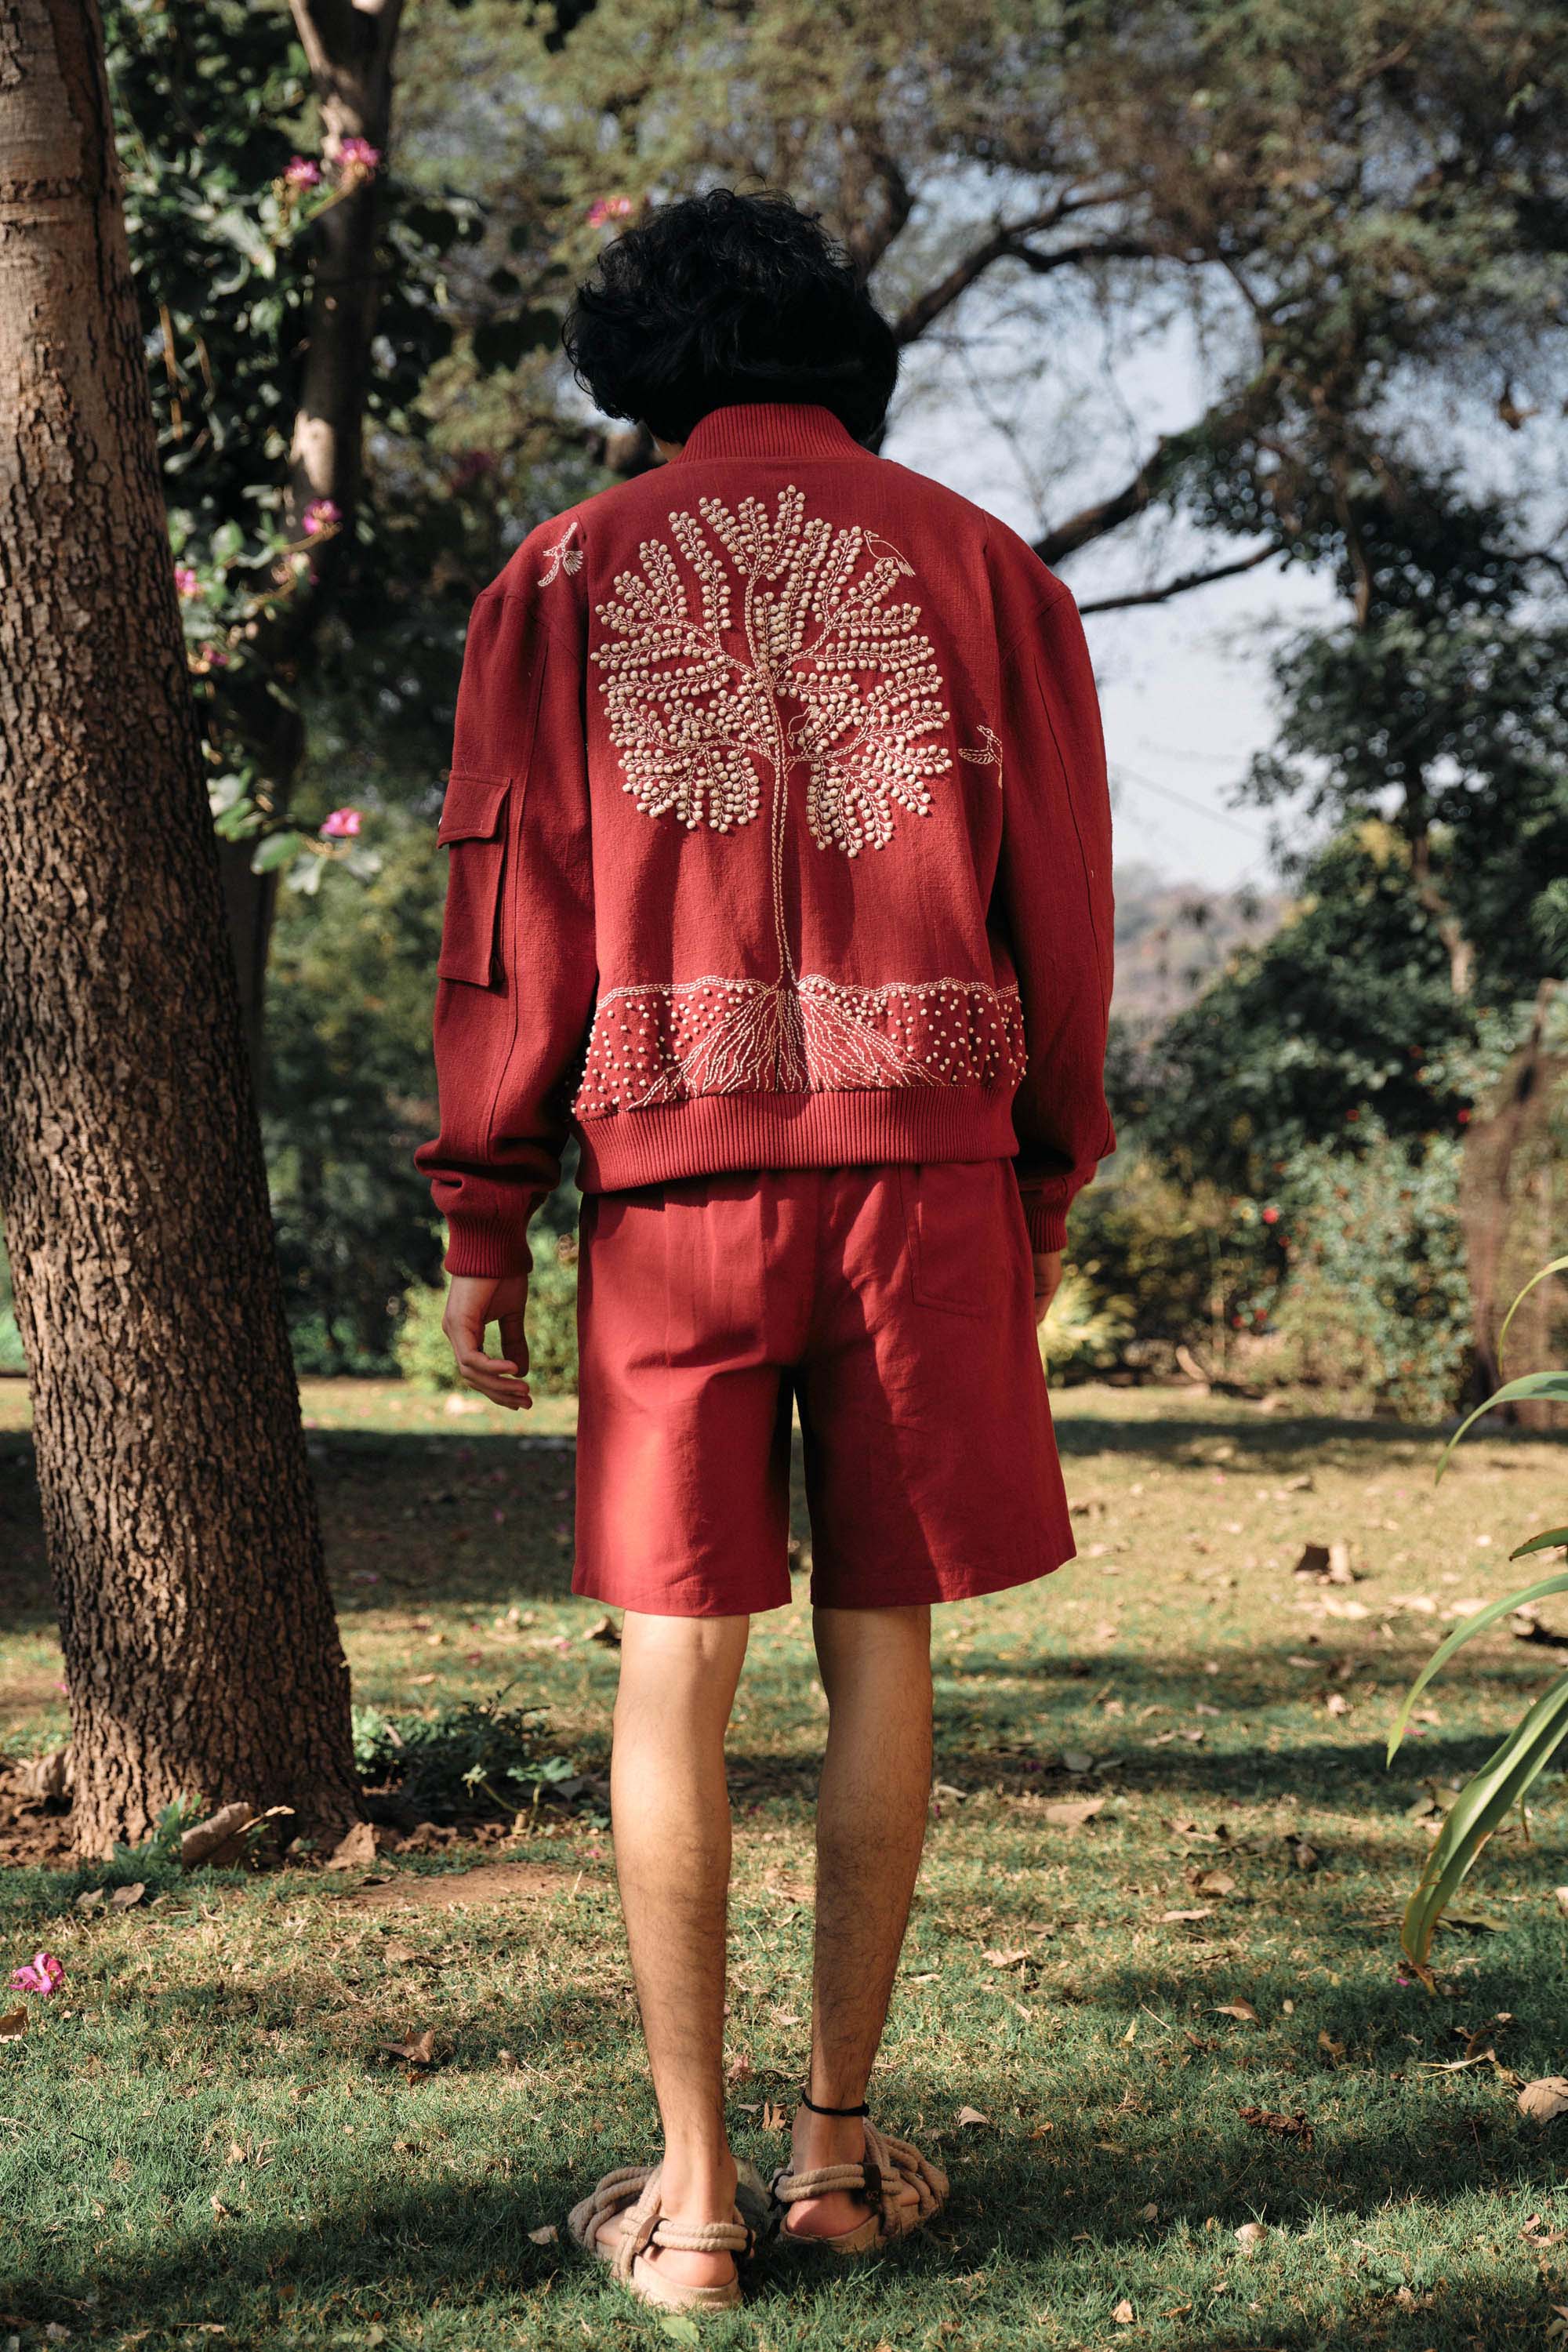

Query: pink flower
left=587, top=194, right=635, bottom=227
left=335, top=137, right=381, bottom=177
left=284, top=156, right=321, bottom=189
left=9, top=1951, right=64, bottom=1995
left=320, top=808, right=361, bottom=838
left=303, top=499, right=341, bottom=537
left=1261, top=1206, right=1279, bottom=1225
left=173, top=565, right=201, bottom=598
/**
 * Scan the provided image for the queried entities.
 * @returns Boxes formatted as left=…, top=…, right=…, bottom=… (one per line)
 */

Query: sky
left=888, top=372, right=1335, bottom=894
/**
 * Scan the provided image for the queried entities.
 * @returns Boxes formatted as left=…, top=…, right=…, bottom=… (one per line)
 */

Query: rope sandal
left=770, top=2096, right=949, bottom=2257
left=566, top=2161, right=768, bottom=2314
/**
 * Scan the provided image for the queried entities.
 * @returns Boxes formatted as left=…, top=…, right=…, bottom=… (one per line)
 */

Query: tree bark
left=0, top=0, right=362, bottom=1857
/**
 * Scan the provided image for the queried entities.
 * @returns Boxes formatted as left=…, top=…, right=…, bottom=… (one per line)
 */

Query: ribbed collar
left=671, top=403, right=869, bottom=463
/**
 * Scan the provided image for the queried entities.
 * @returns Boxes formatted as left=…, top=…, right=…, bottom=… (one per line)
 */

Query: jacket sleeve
left=414, top=582, right=596, bottom=1278
left=991, top=580, right=1115, bottom=1253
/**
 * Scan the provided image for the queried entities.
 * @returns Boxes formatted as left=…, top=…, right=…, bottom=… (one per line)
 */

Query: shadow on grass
left=3, top=2061, right=1561, bottom=2347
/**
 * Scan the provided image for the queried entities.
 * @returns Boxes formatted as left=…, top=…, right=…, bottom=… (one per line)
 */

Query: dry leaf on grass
left=1160, top=1907, right=1212, bottom=1924
left=382, top=1940, right=419, bottom=1966
left=74, top=1888, right=105, bottom=1915
left=1519, top=2077, right=1568, bottom=2123
left=1061, top=1750, right=1095, bottom=1773
left=380, top=2027, right=437, bottom=2067
left=1214, top=2000, right=1261, bottom=2024
left=1555, top=1887, right=1568, bottom=1918
left=1043, top=1797, right=1105, bottom=1828
left=1239, top=2105, right=1314, bottom=2147
left=528, top=2223, right=558, bottom=2245
left=1318, top=2031, right=1346, bottom=2063
left=1325, top=1693, right=1352, bottom=1718
left=110, top=1882, right=145, bottom=1910
left=583, top=1614, right=621, bottom=1647
left=1235, top=2221, right=1269, bottom=2250
left=956, top=2105, right=992, bottom=2128
left=985, top=1948, right=1029, bottom=1969
left=1523, top=2214, right=1567, bottom=2249
left=1189, top=1870, right=1236, bottom=1897
left=1112, top=2299, right=1134, bottom=2325
left=327, top=1820, right=380, bottom=1872
left=0, top=2009, right=25, bottom=2040
left=760, top=2100, right=789, bottom=2131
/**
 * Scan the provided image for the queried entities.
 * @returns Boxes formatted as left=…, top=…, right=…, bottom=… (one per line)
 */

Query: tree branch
left=1077, top=542, right=1278, bottom=613
left=888, top=190, right=1144, bottom=345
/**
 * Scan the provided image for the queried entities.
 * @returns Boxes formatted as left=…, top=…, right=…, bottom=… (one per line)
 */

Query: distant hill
left=1112, top=862, right=1285, bottom=1034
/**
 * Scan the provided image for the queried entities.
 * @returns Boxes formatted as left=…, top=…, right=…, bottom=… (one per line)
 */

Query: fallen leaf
left=984, top=1948, right=1029, bottom=1969
left=380, top=2028, right=437, bottom=2067
left=528, top=2223, right=558, bottom=2245
left=1523, top=2214, right=1567, bottom=2249
left=1325, top=1693, right=1351, bottom=1717
left=1141, top=2201, right=1159, bottom=2220
left=1235, top=2220, right=1269, bottom=2250
left=1239, top=2104, right=1314, bottom=2147
left=1190, top=1870, right=1236, bottom=1897
left=109, top=1882, right=146, bottom=1910
left=1519, top=2077, right=1568, bottom=2123
left=1061, top=1750, right=1095, bottom=1773
left=180, top=1802, right=256, bottom=1870
left=1112, top=2299, right=1134, bottom=2325
left=74, top=1889, right=105, bottom=1915
left=1555, top=1887, right=1568, bottom=1918
left=0, top=2009, right=25, bottom=2040
left=1318, top=2031, right=1345, bottom=2063
left=1294, top=1542, right=1331, bottom=1579
left=327, top=1820, right=380, bottom=1872
left=1043, top=1796, right=1105, bottom=1828
left=760, top=2100, right=788, bottom=2131
left=1214, top=2000, right=1261, bottom=2024
left=1160, top=1907, right=1212, bottom=1923
left=956, top=2105, right=992, bottom=2128
left=583, top=1614, right=621, bottom=1647
left=383, top=1940, right=419, bottom=1965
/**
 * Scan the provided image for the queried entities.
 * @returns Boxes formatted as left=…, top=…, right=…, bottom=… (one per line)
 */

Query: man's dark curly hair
left=561, top=189, right=898, bottom=447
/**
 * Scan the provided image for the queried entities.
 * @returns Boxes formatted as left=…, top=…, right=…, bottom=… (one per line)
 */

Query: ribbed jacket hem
left=575, top=1087, right=1022, bottom=1195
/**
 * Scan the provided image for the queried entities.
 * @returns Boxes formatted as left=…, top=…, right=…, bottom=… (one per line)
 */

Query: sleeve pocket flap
left=438, top=770, right=511, bottom=844
left=437, top=772, right=512, bottom=985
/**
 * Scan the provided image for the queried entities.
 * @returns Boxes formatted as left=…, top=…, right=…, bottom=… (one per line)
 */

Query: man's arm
left=993, top=580, right=1116, bottom=1252
left=415, top=577, right=597, bottom=1283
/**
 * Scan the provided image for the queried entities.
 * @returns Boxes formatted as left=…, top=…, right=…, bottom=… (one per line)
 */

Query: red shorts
left=571, top=1160, right=1073, bottom=1617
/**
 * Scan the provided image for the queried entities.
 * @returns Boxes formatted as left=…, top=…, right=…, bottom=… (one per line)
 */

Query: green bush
left=352, top=1693, right=566, bottom=1821
left=1269, top=1121, right=1472, bottom=1417
left=394, top=1239, right=579, bottom=1396
left=1063, top=1153, right=1279, bottom=1376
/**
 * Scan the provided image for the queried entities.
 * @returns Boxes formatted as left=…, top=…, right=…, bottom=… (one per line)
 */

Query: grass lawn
left=2, top=1376, right=1568, bottom=2350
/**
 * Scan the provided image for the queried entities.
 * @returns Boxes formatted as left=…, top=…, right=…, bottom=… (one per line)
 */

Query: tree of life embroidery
left=581, top=485, right=1018, bottom=1106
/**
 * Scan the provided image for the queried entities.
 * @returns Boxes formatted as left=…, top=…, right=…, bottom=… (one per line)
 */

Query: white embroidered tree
left=583, top=487, right=1018, bottom=1102
left=593, top=485, right=954, bottom=922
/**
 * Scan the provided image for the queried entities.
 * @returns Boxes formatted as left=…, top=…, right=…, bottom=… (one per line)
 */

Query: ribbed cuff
left=442, top=1219, right=533, bottom=1279
left=1024, top=1202, right=1067, bottom=1254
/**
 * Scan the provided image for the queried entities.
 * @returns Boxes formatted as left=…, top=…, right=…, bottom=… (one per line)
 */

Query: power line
left=1111, top=760, right=1269, bottom=842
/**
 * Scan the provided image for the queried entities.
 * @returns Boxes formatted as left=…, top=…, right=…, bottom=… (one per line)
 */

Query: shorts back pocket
left=437, top=770, right=512, bottom=985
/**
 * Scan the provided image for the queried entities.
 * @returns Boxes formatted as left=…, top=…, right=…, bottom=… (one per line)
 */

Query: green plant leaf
left=250, top=829, right=307, bottom=873
left=1512, top=1528, right=1568, bottom=1561
left=1401, top=1675, right=1568, bottom=1973
left=1436, top=1373, right=1568, bottom=1481
left=1388, top=1570, right=1568, bottom=1760
left=1497, top=1255, right=1568, bottom=1363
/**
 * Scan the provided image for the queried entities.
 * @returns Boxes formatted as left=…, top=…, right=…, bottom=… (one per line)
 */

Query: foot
left=783, top=2103, right=874, bottom=2241
left=593, top=2157, right=742, bottom=2292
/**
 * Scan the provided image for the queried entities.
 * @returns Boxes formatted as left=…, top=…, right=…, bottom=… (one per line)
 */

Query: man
left=416, top=188, right=1114, bottom=2314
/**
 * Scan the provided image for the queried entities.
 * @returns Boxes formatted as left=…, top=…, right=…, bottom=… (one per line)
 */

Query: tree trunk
left=0, top=0, right=362, bottom=1857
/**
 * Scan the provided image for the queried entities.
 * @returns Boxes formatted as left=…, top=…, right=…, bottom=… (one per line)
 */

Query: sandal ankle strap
left=651, top=2216, right=751, bottom=2255
left=773, top=2161, right=868, bottom=2200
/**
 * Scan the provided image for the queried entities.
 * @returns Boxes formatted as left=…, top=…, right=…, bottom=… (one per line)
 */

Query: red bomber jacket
left=416, top=401, right=1115, bottom=1277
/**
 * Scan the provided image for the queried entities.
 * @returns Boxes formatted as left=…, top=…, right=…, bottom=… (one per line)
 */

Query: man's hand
left=1032, top=1249, right=1063, bottom=1328
left=442, top=1273, right=533, bottom=1410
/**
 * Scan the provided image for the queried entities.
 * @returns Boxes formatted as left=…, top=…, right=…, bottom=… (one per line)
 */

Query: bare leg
left=787, top=1602, right=933, bottom=2238
left=602, top=1609, right=750, bottom=2289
